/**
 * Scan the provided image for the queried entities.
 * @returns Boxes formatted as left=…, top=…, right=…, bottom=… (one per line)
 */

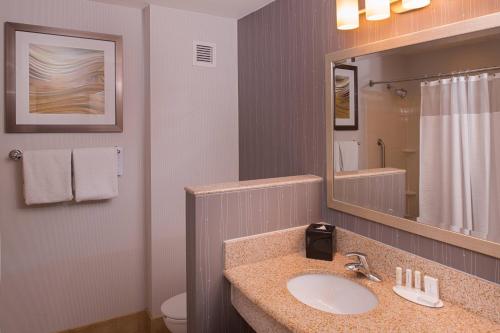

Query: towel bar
left=8, top=148, right=122, bottom=160
left=8, top=148, right=123, bottom=176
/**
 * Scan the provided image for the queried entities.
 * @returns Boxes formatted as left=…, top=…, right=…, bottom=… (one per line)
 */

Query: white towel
left=334, top=142, right=341, bottom=172
left=334, top=141, right=359, bottom=172
left=340, top=141, right=359, bottom=171
left=73, top=147, right=118, bottom=202
left=22, top=149, right=73, bottom=205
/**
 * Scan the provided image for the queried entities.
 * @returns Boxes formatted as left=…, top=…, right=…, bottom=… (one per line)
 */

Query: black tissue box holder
left=306, top=223, right=335, bottom=261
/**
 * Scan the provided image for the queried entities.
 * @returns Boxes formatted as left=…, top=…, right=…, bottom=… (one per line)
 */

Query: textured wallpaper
left=0, top=1, right=146, bottom=332
left=146, top=4, right=239, bottom=318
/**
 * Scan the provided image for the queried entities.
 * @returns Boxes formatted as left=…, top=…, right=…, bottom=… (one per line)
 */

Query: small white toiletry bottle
left=396, top=267, right=402, bottom=286
left=405, top=268, right=412, bottom=288
left=414, top=271, right=421, bottom=291
left=424, top=276, right=440, bottom=300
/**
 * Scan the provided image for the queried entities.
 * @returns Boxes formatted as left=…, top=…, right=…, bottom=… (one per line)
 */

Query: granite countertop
left=224, top=252, right=500, bottom=332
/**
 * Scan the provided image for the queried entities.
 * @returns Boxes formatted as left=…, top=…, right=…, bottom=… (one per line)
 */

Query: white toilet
left=161, top=292, right=187, bottom=333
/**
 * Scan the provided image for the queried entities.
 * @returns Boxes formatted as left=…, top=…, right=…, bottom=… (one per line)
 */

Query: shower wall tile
left=238, top=0, right=500, bottom=286
left=185, top=175, right=323, bottom=333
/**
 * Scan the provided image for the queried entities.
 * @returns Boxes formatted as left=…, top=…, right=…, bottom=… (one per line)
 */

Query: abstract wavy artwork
left=29, top=44, right=105, bottom=114
left=335, top=75, right=350, bottom=119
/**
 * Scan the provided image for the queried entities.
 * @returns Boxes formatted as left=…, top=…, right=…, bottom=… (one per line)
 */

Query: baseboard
left=58, top=311, right=170, bottom=333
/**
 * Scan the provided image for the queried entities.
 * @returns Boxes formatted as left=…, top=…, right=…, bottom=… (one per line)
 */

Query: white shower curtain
left=419, top=73, right=500, bottom=241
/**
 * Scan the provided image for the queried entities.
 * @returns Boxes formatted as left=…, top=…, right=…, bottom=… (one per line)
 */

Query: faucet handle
left=345, top=252, right=369, bottom=268
left=346, top=251, right=366, bottom=258
left=345, top=252, right=381, bottom=282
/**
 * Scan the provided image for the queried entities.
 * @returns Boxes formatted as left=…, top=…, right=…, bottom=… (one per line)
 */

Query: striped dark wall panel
left=238, top=0, right=500, bottom=284
left=186, top=177, right=323, bottom=333
left=334, top=172, right=406, bottom=218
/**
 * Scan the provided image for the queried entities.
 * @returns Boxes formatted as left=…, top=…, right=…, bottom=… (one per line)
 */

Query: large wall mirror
left=326, top=13, right=500, bottom=258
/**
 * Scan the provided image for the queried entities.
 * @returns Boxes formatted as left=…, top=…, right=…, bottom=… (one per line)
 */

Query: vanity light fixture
left=365, top=0, right=391, bottom=21
left=336, top=0, right=431, bottom=30
left=336, top=0, right=360, bottom=30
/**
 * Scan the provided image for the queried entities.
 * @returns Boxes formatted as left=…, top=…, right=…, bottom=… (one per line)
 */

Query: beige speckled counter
left=225, top=253, right=500, bottom=332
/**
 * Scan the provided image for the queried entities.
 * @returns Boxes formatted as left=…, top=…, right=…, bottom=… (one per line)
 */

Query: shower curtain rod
left=369, top=65, right=500, bottom=87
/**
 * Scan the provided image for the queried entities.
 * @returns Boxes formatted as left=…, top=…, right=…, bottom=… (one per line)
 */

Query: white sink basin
left=287, top=273, right=378, bottom=314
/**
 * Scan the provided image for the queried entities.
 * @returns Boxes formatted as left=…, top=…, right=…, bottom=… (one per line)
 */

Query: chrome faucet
left=344, top=252, right=382, bottom=282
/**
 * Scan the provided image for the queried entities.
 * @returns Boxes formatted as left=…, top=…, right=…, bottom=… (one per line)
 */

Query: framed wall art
left=4, top=22, right=123, bottom=133
left=333, top=64, right=358, bottom=131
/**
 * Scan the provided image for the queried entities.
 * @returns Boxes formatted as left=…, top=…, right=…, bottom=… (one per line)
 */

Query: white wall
left=0, top=2, right=239, bottom=329
left=0, top=1, right=146, bottom=332
left=146, top=5, right=239, bottom=317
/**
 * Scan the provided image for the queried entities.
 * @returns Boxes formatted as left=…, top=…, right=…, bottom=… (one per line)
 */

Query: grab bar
left=377, top=138, right=386, bottom=168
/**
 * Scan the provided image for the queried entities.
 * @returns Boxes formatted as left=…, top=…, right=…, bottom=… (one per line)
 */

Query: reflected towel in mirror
left=334, top=141, right=359, bottom=172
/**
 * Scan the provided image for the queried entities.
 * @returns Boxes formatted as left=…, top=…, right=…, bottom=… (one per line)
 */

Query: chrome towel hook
left=8, top=149, right=23, bottom=160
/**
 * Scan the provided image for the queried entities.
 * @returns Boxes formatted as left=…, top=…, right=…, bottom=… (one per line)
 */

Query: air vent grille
left=193, top=41, right=216, bottom=67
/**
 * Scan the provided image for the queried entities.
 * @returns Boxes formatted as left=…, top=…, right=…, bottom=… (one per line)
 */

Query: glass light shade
left=336, top=0, right=359, bottom=30
left=365, top=0, right=391, bottom=21
left=402, top=0, right=431, bottom=10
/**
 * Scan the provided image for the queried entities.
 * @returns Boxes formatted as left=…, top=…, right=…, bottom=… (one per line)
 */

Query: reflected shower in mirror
left=332, top=32, right=500, bottom=243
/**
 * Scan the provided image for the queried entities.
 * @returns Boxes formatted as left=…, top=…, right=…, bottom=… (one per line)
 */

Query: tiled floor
left=59, top=312, right=171, bottom=333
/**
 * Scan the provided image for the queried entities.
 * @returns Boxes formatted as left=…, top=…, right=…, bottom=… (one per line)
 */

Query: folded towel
left=334, top=141, right=359, bottom=172
left=22, top=149, right=73, bottom=205
left=338, top=141, right=359, bottom=172
left=73, top=147, right=118, bottom=202
left=334, top=142, right=341, bottom=172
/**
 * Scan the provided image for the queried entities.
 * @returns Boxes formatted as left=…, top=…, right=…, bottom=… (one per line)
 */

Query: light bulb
left=336, top=0, right=359, bottom=30
left=365, top=0, right=390, bottom=21
left=402, top=0, right=431, bottom=10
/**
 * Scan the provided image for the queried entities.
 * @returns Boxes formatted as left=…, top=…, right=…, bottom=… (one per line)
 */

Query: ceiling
left=91, top=0, right=275, bottom=18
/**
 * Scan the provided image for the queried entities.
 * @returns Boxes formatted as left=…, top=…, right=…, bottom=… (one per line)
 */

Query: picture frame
left=4, top=22, right=123, bottom=133
left=333, top=64, right=358, bottom=131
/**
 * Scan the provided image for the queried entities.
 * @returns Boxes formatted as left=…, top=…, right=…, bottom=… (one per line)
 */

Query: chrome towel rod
left=8, top=148, right=122, bottom=161
left=369, top=65, right=500, bottom=87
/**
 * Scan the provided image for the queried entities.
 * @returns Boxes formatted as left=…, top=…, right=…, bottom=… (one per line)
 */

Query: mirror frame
left=326, top=12, right=500, bottom=259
